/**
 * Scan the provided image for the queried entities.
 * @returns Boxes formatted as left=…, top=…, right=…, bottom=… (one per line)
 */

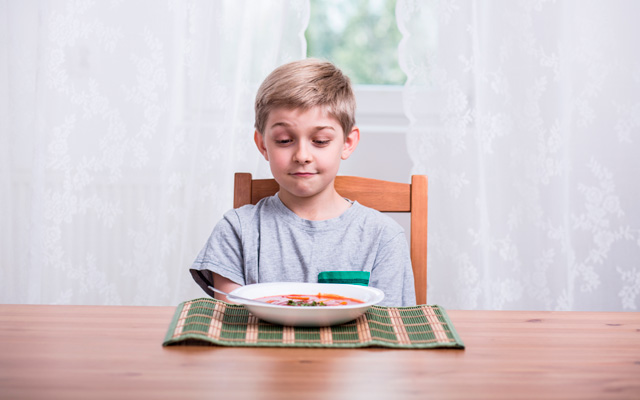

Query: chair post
left=410, top=175, right=428, bottom=304
left=234, top=173, right=253, bottom=208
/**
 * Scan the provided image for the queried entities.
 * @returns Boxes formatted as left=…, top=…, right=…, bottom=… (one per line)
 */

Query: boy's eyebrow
left=314, top=125, right=336, bottom=131
left=269, top=122, right=336, bottom=131
left=270, top=121, right=292, bottom=129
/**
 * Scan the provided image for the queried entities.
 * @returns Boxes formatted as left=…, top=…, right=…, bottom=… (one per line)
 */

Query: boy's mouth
left=290, top=172, right=317, bottom=177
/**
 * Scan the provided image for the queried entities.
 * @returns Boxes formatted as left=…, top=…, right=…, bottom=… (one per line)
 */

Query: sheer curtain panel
left=397, top=0, right=640, bottom=311
left=1, top=0, right=309, bottom=305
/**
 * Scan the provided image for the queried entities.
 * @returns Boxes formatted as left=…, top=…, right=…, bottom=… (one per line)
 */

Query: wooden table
left=1, top=304, right=639, bottom=399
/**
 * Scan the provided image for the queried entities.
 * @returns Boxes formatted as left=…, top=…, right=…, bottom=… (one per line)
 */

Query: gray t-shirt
left=190, top=194, right=416, bottom=307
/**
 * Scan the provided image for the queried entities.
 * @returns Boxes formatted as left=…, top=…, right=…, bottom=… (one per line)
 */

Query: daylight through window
left=305, top=0, right=405, bottom=85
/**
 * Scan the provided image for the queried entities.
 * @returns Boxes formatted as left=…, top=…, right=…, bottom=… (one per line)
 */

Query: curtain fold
left=398, top=0, right=640, bottom=311
left=1, top=0, right=310, bottom=305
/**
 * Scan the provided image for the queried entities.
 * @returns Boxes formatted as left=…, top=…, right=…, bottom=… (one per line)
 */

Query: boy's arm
left=370, top=231, right=416, bottom=307
left=190, top=209, right=246, bottom=300
left=212, top=273, right=242, bottom=302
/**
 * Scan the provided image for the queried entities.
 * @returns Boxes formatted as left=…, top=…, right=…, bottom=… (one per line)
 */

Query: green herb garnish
left=286, top=300, right=328, bottom=307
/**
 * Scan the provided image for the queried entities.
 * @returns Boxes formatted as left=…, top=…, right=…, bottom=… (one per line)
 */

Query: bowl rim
left=229, top=282, right=385, bottom=309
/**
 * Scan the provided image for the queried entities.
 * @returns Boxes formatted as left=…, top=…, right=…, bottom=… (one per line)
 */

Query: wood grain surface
left=1, top=304, right=638, bottom=399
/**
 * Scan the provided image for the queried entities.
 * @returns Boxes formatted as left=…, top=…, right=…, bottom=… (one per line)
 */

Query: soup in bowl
left=229, top=282, right=385, bottom=327
left=256, top=293, right=365, bottom=307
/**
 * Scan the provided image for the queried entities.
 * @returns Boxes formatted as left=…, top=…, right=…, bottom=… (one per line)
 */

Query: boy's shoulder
left=351, top=201, right=405, bottom=234
left=222, top=194, right=279, bottom=222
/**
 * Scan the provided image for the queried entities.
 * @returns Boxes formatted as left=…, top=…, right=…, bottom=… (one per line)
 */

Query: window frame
left=353, top=84, right=408, bottom=135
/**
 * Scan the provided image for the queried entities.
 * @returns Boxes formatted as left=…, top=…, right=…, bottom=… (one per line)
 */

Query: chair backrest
left=233, top=173, right=428, bottom=304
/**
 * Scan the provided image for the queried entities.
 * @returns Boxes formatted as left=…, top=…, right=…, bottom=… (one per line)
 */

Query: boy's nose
left=293, top=144, right=312, bottom=164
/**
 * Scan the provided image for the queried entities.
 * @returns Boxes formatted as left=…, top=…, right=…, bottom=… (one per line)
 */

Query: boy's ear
left=254, top=130, right=269, bottom=161
left=341, top=126, right=360, bottom=160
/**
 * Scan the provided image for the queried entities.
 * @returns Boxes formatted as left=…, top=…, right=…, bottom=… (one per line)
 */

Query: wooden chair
left=233, top=173, right=428, bottom=304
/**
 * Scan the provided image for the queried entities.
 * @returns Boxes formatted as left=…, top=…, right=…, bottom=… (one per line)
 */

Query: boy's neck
left=278, top=188, right=351, bottom=221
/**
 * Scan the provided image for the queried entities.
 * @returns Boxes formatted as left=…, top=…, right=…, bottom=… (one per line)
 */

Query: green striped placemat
left=163, top=298, right=464, bottom=349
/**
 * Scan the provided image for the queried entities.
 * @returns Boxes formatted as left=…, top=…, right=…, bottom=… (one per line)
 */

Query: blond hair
left=254, top=59, right=356, bottom=137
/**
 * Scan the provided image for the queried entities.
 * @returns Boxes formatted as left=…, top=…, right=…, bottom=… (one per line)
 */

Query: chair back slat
left=335, top=176, right=410, bottom=212
left=251, top=178, right=279, bottom=205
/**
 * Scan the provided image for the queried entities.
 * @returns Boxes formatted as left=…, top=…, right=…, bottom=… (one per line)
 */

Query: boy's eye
left=275, top=139, right=292, bottom=145
left=314, top=140, right=330, bottom=146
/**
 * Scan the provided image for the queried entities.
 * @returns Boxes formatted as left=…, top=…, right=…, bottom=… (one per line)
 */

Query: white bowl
left=229, top=282, right=385, bottom=327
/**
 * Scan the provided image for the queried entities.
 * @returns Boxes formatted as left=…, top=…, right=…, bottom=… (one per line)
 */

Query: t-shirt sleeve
left=189, top=210, right=246, bottom=297
left=369, top=229, right=417, bottom=307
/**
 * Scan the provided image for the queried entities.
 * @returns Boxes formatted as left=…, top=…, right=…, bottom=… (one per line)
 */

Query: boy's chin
left=280, top=187, right=321, bottom=200
left=278, top=182, right=332, bottom=201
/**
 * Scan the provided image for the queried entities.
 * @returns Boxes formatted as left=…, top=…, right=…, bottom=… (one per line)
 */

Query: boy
left=190, top=59, right=415, bottom=307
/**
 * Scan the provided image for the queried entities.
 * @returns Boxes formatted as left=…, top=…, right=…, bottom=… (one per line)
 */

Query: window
left=305, top=0, right=405, bottom=86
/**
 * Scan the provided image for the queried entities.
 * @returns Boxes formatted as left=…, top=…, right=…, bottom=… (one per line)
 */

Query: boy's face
left=254, top=106, right=359, bottom=202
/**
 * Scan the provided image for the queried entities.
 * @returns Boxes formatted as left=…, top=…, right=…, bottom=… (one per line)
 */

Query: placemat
left=163, top=298, right=464, bottom=349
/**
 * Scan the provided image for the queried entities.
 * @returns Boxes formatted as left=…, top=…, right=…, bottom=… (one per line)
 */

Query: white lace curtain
left=1, top=0, right=309, bottom=305
left=3, top=1, right=639, bottom=311
left=398, top=0, right=640, bottom=311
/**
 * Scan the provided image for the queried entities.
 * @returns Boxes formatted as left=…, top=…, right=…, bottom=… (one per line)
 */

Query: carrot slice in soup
left=285, top=295, right=310, bottom=300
